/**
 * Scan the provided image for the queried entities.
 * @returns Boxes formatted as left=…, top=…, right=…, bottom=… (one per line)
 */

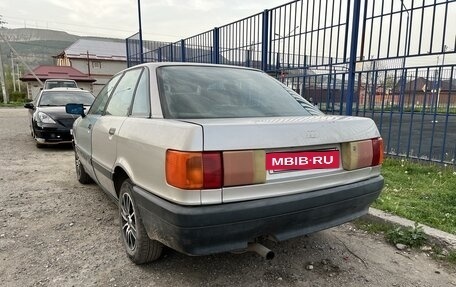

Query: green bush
left=386, top=223, right=427, bottom=247
left=10, top=91, right=27, bottom=102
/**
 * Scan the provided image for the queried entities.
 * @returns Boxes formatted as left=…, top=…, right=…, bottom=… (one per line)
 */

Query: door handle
left=108, top=128, right=116, bottom=135
left=87, top=123, right=92, bottom=130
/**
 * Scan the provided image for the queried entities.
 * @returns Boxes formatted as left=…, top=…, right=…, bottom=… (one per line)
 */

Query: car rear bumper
left=133, top=176, right=384, bottom=256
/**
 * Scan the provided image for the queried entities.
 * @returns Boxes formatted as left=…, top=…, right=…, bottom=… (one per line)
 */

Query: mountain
left=0, top=28, right=124, bottom=69
left=1, top=28, right=79, bottom=42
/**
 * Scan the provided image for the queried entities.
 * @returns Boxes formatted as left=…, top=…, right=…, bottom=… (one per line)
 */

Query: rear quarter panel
left=116, top=118, right=205, bottom=205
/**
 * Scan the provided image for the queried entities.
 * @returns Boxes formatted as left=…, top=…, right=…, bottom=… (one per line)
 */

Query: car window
left=105, top=69, right=142, bottom=117
left=89, top=73, right=122, bottom=115
left=38, top=91, right=94, bottom=106
left=157, top=66, right=313, bottom=119
left=130, top=69, right=150, bottom=117
left=45, top=81, right=77, bottom=89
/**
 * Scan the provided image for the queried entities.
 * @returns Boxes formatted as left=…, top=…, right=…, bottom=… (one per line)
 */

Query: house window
left=92, top=61, right=102, bottom=69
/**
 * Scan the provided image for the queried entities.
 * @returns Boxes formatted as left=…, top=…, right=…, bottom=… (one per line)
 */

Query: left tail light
left=166, top=149, right=266, bottom=190
left=166, top=150, right=222, bottom=190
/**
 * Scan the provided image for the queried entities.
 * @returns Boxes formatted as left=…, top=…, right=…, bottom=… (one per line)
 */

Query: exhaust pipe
left=247, top=242, right=275, bottom=260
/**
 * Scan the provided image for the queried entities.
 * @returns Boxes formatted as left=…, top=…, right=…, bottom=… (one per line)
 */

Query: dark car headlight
left=37, top=112, right=56, bottom=124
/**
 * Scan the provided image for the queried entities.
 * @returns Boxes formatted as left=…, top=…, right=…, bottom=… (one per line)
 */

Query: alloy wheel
left=120, top=192, right=137, bottom=251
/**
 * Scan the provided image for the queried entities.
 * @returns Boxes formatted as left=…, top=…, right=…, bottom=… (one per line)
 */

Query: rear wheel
left=74, top=151, right=92, bottom=184
left=119, top=179, right=163, bottom=264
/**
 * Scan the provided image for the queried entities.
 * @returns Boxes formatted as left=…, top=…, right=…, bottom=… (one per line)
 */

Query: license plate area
left=266, top=150, right=340, bottom=171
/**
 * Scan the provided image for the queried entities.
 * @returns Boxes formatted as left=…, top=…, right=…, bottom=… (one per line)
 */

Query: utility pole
left=17, top=63, right=21, bottom=92
left=11, top=50, right=16, bottom=92
left=0, top=15, right=8, bottom=103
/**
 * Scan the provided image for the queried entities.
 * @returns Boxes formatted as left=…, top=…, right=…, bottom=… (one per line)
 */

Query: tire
left=119, top=179, right=163, bottom=264
left=31, top=129, right=44, bottom=148
left=74, top=151, right=92, bottom=184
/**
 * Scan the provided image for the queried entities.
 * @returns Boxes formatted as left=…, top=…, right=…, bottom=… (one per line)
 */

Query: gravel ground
left=0, top=107, right=455, bottom=287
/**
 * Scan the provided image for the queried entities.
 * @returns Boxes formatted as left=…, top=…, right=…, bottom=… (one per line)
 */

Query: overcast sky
left=1, top=0, right=287, bottom=41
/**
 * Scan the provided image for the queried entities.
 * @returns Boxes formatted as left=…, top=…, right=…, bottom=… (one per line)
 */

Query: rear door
left=73, top=74, right=122, bottom=180
left=91, top=68, right=144, bottom=198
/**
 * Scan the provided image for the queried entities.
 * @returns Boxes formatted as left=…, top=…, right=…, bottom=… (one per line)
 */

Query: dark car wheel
left=74, top=151, right=92, bottom=184
left=119, top=179, right=163, bottom=264
left=31, top=129, right=44, bottom=148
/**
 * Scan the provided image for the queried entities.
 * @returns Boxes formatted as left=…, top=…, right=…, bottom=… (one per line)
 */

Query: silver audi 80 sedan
left=66, top=63, right=384, bottom=264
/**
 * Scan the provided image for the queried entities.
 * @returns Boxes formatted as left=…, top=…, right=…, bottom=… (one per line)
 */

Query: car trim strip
left=92, top=159, right=113, bottom=180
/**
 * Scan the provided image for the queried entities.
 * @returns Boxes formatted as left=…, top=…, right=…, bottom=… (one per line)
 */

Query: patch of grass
left=0, top=101, right=27, bottom=108
left=374, top=157, right=456, bottom=235
left=448, top=251, right=456, bottom=264
left=353, top=218, right=391, bottom=234
left=355, top=219, right=456, bottom=266
left=354, top=219, right=427, bottom=248
left=386, top=223, right=427, bottom=247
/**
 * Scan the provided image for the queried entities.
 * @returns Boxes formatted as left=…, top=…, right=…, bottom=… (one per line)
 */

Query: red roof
left=20, top=65, right=96, bottom=82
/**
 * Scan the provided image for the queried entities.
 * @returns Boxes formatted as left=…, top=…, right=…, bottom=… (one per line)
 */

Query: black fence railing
left=126, top=0, right=456, bottom=165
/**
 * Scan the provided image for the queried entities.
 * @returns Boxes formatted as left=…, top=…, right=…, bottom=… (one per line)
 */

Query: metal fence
left=126, top=0, right=456, bottom=165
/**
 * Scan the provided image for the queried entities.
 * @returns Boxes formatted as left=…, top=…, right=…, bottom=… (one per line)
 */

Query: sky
left=1, top=0, right=454, bottom=68
left=0, top=0, right=287, bottom=41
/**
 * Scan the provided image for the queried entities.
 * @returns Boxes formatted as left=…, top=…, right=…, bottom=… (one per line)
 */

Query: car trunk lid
left=181, top=115, right=381, bottom=203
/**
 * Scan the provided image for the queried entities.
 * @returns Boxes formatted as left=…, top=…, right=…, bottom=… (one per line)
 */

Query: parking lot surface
left=0, top=108, right=455, bottom=287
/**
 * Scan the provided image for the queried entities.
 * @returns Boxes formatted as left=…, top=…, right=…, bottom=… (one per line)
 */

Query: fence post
left=213, top=27, right=220, bottom=64
left=126, top=39, right=130, bottom=67
left=181, top=40, right=186, bottom=62
left=261, top=9, right=269, bottom=72
left=346, top=0, right=362, bottom=116
left=137, top=0, right=144, bottom=64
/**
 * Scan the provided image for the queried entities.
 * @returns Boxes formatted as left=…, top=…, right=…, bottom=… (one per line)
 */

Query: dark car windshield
left=157, top=66, right=315, bottom=119
left=38, top=91, right=94, bottom=106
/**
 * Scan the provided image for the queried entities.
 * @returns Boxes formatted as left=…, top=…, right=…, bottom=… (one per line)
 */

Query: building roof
left=20, top=65, right=96, bottom=82
left=58, top=38, right=126, bottom=61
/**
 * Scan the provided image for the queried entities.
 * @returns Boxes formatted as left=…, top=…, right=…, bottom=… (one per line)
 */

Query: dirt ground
left=0, top=107, right=455, bottom=287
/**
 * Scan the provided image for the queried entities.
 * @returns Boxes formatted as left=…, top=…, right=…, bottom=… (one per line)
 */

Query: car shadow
left=36, top=143, right=73, bottom=152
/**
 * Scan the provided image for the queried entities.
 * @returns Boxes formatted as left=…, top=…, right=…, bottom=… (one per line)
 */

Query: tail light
left=223, top=150, right=266, bottom=187
left=342, top=137, right=384, bottom=170
left=166, top=150, right=222, bottom=189
left=166, top=150, right=266, bottom=190
left=371, top=138, right=384, bottom=166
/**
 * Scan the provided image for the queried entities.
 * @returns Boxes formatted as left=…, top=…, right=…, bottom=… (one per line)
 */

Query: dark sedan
left=24, top=88, right=94, bottom=147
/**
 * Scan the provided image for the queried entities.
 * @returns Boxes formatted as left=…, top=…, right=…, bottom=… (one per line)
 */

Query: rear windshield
left=45, top=81, right=77, bottom=89
left=157, top=66, right=316, bottom=119
left=38, top=91, right=94, bottom=106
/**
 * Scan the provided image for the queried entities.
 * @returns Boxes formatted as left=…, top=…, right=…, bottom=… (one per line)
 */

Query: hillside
left=0, top=28, right=124, bottom=68
left=1, top=28, right=79, bottom=42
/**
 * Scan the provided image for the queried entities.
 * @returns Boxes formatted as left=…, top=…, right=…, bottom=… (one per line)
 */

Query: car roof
left=40, top=88, right=92, bottom=93
left=128, top=62, right=260, bottom=72
left=44, top=79, right=77, bottom=82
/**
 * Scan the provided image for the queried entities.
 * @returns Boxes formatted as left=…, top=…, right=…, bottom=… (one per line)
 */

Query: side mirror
left=65, top=103, right=85, bottom=117
left=24, top=102, right=34, bottom=109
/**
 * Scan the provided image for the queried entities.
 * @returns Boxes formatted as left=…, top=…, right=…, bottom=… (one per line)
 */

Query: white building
left=20, top=65, right=95, bottom=100
left=55, top=39, right=127, bottom=95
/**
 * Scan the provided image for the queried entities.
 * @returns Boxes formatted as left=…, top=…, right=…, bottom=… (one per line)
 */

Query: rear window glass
left=157, top=66, right=314, bottom=119
left=38, top=91, right=94, bottom=106
left=45, top=81, right=77, bottom=89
